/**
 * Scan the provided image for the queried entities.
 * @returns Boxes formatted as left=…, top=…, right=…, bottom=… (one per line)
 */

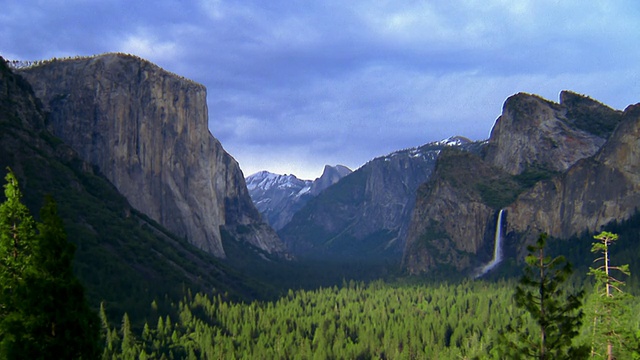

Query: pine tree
left=588, top=231, right=631, bottom=360
left=31, top=195, right=101, bottom=358
left=120, top=312, right=139, bottom=358
left=499, top=233, right=588, bottom=359
left=0, top=169, right=39, bottom=357
left=0, top=169, right=101, bottom=358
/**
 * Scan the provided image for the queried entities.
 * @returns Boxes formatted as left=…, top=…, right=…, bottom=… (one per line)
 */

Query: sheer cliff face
left=506, top=104, right=640, bottom=251
left=483, top=92, right=619, bottom=175
left=18, top=54, right=283, bottom=258
left=309, top=165, right=353, bottom=196
left=402, top=150, right=497, bottom=273
left=403, top=91, right=629, bottom=274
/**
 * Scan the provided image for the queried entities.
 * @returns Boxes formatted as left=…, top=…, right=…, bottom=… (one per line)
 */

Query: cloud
left=2, top=0, right=640, bottom=179
left=119, top=28, right=180, bottom=63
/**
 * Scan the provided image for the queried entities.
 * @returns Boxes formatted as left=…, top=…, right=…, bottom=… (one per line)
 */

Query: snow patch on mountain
left=246, top=165, right=352, bottom=230
left=376, top=136, right=471, bottom=163
left=246, top=171, right=311, bottom=193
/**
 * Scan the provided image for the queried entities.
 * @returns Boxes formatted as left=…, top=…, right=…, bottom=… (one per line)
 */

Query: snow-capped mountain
left=246, top=165, right=352, bottom=230
left=246, top=171, right=313, bottom=195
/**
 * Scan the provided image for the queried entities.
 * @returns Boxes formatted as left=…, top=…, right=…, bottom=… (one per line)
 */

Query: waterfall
left=475, top=209, right=504, bottom=278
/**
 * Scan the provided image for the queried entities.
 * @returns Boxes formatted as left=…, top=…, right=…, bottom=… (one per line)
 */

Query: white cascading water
left=475, top=209, right=504, bottom=278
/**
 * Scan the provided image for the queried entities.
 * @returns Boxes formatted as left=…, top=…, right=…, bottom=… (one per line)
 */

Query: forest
left=98, top=263, right=640, bottom=359
left=1, top=170, right=640, bottom=359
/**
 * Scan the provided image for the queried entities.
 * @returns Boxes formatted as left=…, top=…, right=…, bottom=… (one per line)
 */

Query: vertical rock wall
left=19, top=53, right=284, bottom=258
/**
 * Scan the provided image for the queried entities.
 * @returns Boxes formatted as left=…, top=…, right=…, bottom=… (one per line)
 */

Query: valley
left=1, top=53, right=640, bottom=358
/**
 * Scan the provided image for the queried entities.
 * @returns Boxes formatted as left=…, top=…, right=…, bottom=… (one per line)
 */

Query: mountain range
left=248, top=90, right=639, bottom=278
left=3, top=52, right=639, bottom=307
left=277, top=136, right=481, bottom=260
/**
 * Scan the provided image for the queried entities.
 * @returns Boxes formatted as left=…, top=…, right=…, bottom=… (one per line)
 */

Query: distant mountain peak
left=434, top=136, right=472, bottom=147
left=310, top=165, right=352, bottom=196
left=246, top=171, right=311, bottom=193
left=246, top=165, right=352, bottom=230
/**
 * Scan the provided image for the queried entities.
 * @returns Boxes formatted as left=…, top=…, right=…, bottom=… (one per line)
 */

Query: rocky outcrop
left=483, top=91, right=621, bottom=175
left=310, top=165, right=352, bottom=196
left=506, top=103, right=640, bottom=252
left=17, top=53, right=284, bottom=258
left=403, top=91, right=634, bottom=275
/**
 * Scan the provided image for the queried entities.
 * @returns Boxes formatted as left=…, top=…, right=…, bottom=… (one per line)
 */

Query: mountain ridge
left=278, top=136, right=478, bottom=260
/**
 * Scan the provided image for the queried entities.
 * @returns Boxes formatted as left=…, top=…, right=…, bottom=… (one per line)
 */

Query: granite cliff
left=402, top=148, right=512, bottom=272
left=505, top=103, right=640, bottom=252
left=403, top=92, right=629, bottom=274
left=0, top=56, right=264, bottom=314
left=483, top=91, right=620, bottom=175
left=310, top=165, right=352, bottom=196
left=17, top=53, right=284, bottom=258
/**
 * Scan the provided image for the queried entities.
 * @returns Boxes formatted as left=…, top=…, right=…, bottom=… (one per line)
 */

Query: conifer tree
left=499, top=233, right=588, bottom=359
left=0, top=169, right=38, bottom=357
left=588, top=231, right=631, bottom=360
left=0, top=169, right=101, bottom=358
left=31, top=195, right=101, bottom=358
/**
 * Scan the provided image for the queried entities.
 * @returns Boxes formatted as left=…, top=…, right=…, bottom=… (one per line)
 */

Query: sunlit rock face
left=19, top=53, right=285, bottom=258
left=484, top=91, right=621, bottom=175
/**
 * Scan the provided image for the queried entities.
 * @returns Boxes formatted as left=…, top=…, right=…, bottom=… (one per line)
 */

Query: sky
left=2, top=1, right=640, bottom=179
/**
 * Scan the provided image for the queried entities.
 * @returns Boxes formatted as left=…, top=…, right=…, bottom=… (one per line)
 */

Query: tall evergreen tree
left=0, top=169, right=101, bottom=358
left=588, top=231, right=631, bottom=360
left=0, top=169, right=39, bottom=357
left=499, top=233, right=588, bottom=359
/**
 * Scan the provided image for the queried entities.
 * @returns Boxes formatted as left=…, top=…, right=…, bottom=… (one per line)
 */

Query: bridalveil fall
left=475, top=209, right=504, bottom=278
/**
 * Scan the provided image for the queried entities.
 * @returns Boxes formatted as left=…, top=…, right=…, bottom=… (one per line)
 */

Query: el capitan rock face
left=18, top=53, right=284, bottom=258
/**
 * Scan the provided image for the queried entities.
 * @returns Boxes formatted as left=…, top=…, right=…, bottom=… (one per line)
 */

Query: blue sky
left=2, top=1, right=640, bottom=179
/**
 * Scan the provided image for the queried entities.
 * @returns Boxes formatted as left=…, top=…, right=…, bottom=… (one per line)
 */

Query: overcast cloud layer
left=2, top=1, right=639, bottom=179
